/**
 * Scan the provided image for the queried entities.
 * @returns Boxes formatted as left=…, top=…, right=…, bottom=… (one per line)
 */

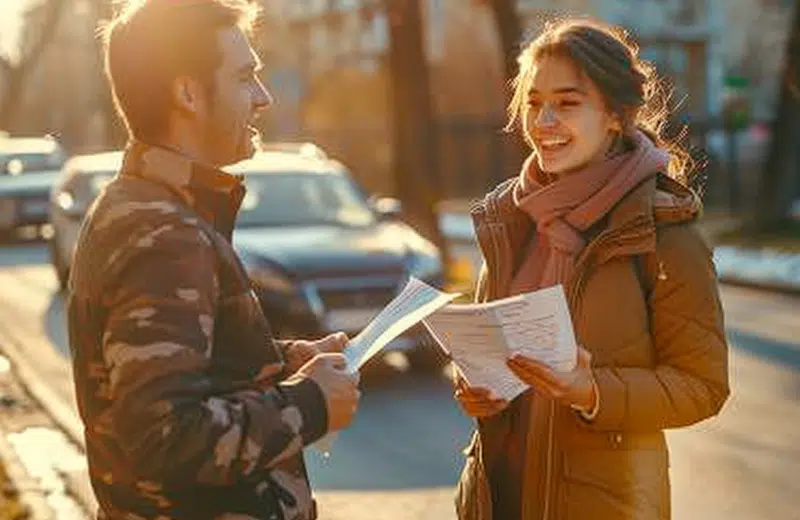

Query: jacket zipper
left=541, top=400, right=556, bottom=519
left=541, top=226, right=628, bottom=520
left=475, top=202, right=648, bottom=520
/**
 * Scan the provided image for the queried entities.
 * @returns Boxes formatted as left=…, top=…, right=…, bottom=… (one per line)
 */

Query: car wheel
left=49, top=234, right=69, bottom=291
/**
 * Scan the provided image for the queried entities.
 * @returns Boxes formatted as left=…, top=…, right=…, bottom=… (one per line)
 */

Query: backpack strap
left=632, top=242, right=668, bottom=302
left=632, top=253, right=654, bottom=300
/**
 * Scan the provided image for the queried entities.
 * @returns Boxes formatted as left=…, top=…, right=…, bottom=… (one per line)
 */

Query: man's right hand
left=296, top=353, right=360, bottom=432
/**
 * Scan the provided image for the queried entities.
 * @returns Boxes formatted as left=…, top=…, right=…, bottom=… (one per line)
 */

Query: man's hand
left=284, top=332, right=349, bottom=373
left=506, top=346, right=597, bottom=411
left=296, top=353, right=360, bottom=432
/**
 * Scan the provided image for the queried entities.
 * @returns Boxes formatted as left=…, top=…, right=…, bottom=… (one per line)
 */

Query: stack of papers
left=423, top=284, right=578, bottom=400
left=315, top=277, right=578, bottom=453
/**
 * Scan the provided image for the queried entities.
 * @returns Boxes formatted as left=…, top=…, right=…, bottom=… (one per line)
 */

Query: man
left=66, top=1, right=360, bottom=518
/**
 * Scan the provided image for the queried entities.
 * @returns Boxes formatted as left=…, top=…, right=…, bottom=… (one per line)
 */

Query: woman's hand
left=453, top=373, right=510, bottom=418
left=506, top=347, right=597, bottom=411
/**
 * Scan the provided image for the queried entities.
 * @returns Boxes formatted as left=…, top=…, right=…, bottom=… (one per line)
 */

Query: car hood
left=0, top=171, right=61, bottom=196
left=232, top=223, right=411, bottom=278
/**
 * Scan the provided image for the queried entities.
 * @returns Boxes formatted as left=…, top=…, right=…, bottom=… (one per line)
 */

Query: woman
left=453, top=18, right=730, bottom=520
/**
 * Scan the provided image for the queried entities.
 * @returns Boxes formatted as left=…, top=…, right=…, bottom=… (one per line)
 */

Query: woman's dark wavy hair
left=506, top=17, right=694, bottom=184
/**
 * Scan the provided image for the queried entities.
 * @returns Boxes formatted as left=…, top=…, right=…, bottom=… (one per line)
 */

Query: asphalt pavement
left=0, top=239, right=798, bottom=519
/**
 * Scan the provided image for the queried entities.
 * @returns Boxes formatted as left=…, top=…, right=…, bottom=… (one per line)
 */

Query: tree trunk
left=486, top=0, right=527, bottom=179
left=755, top=1, right=800, bottom=229
left=488, top=0, right=523, bottom=91
left=386, top=0, right=447, bottom=259
left=89, top=0, right=128, bottom=147
left=0, top=71, right=26, bottom=131
left=0, top=0, right=67, bottom=130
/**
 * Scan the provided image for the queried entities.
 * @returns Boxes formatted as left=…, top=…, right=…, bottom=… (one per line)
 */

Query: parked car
left=259, top=141, right=328, bottom=160
left=0, top=136, right=66, bottom=235
left=48, top=150, right=121, bottom=285
left=49, top=148, right=446, bottom=367
left=0, top=135, right=65, bottom=174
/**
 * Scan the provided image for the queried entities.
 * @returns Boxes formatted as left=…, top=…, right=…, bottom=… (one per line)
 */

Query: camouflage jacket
left=67, top=142, right=328, bottom=520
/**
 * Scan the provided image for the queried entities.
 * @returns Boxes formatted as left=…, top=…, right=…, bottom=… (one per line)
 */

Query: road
left=0, top=239, right=799, bottom=520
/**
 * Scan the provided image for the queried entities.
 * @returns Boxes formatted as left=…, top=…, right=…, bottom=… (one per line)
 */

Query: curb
left=0, top=322, right=96, bottom=515
left=0, top=420, right=57, bottom=520
left=718, top=274, right=800, bottom=297
left=0, top=320, right=85, bottom=451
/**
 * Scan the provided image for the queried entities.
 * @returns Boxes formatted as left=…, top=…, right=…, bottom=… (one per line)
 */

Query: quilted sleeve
left=585, top=224, right=730, bottom=432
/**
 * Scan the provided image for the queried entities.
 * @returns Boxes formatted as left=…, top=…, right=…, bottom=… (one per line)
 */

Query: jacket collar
left=472, top=172, right=702, bottom=279
left=120, top=140, right=246, bottom=239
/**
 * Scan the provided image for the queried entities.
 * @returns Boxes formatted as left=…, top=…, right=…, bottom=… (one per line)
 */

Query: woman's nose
left=535, top=103, right=558, bottom=128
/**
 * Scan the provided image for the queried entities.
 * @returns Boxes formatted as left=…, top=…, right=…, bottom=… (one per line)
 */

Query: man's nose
left=253, top=78, right=273, bottom=112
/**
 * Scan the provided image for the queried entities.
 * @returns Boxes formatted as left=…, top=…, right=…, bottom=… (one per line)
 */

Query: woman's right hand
left=453, top=373, right=510, bottom=418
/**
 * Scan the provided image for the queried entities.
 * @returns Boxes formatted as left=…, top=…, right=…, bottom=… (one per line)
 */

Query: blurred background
left=1, top=0, right=798, bottom=237
left=0, top=1, right=799, bottom=519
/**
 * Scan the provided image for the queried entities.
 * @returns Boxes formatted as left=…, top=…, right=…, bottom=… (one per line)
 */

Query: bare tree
left=86, top=0, right=127, bottom=147
left=386, top=0, right=447, bottom=256
left=486, top=0, right=522, bottom=97
left=485, top=0, right=527, bottom=174
left=0, top=0, right=68, bottom=130
left=756, top=1, right=800, bottom=229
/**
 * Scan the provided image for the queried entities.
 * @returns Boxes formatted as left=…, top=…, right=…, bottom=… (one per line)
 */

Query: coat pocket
left=455, top=434, right=493, bottom=520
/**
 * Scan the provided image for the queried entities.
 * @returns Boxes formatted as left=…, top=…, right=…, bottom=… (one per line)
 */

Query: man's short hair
left=103, top=0, right=259, bottom=143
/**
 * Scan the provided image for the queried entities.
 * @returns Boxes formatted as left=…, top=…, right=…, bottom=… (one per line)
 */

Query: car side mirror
left=371, top=196, right=403, bottom=221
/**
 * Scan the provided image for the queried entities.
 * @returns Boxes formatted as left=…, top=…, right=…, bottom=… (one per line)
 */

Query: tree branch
left=0, top=0, right=68, bottom=129
left=16, top=0, right=68, bottom=76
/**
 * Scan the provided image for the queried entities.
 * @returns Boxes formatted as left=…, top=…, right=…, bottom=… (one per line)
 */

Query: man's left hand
left=284, top=332, right=349, bottom=373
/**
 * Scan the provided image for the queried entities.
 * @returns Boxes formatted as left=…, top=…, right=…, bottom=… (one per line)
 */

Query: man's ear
left=172, top=76, right=204, bottom=116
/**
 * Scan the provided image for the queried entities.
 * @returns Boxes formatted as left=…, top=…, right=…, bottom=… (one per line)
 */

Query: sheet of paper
left=343, top=276, right=461, bottom=373
left=424, top=306, right=528, bottom=401
left=422, top=284, right=578, bottom=401
left=315, top=277, right=460, bottom=455
left=495, top=285, right=578, bottom=372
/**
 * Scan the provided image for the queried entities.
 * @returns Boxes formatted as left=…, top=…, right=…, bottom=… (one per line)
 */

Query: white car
left=0, top=136, right=66, bottom=235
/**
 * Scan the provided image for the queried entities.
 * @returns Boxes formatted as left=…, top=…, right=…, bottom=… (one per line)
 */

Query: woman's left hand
left=507, top=346, right=597, bottom=410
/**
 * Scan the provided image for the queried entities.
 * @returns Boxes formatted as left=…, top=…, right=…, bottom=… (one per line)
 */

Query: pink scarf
left=512, top=131, right=669, bottom=291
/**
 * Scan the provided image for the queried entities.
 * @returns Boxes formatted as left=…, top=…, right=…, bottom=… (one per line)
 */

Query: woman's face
left=523, top=55, right=619, bottom=175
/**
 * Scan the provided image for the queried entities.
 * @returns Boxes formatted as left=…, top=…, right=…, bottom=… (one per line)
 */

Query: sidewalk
left=0, top=354, right=89, bottom=520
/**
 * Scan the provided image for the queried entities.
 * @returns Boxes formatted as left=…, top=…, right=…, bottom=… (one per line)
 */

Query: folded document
left=423, top=284, right=578, bottom=401
left=343, top=278, right=578, bottom=400
left=316, top=278, right=578, bottom=453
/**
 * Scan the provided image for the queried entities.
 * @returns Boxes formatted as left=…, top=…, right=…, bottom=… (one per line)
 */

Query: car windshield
left=236, top=172, right=377, bottom=228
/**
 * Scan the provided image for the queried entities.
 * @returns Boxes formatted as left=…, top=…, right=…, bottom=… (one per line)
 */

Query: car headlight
left=248, top=263, right=295, bottom=294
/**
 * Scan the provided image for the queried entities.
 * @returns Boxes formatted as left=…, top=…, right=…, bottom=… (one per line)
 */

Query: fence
left=267, top=113, right=770, bottom=214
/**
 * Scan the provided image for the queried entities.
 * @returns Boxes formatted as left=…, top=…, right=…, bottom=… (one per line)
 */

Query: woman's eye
left=559, top=99, right=580, bottom=108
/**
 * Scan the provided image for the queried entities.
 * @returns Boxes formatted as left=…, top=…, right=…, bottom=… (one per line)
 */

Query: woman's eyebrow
left=528, top=86, right=588, bottom=96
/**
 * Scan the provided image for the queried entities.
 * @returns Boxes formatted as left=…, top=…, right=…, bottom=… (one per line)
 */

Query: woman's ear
left=608, top=115, right=623, bottom=133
